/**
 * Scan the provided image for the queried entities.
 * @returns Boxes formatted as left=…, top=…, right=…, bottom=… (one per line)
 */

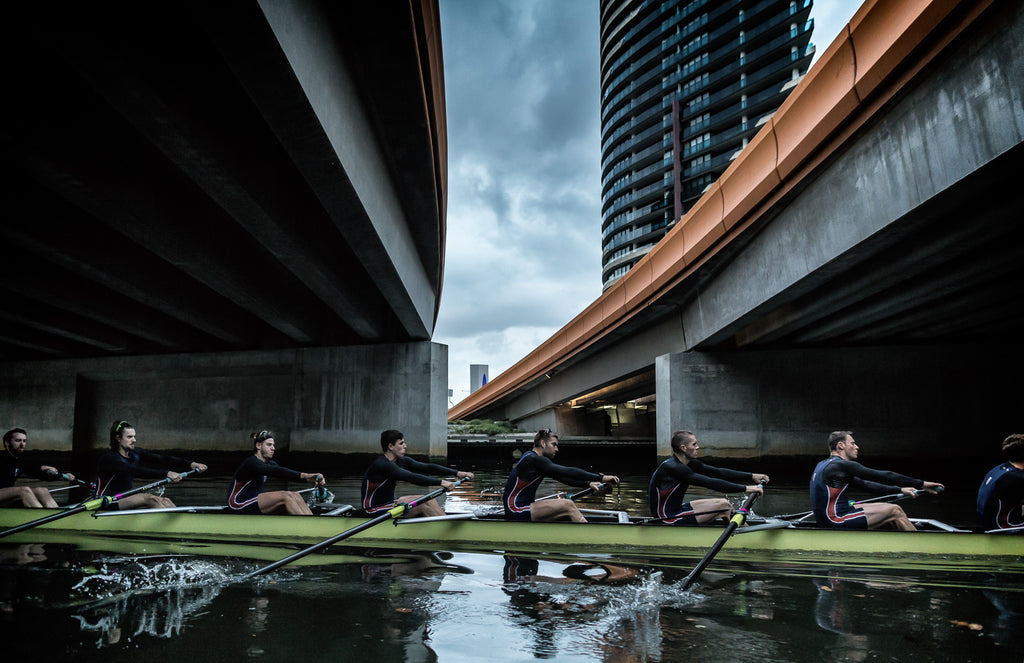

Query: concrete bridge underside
left=0, top=1, right=451, bottom=460
left=469, top=2, right=1024, bottom=460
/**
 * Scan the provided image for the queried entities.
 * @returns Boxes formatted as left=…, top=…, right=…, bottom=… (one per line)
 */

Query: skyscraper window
left=600, top=0, right=814, bottom=288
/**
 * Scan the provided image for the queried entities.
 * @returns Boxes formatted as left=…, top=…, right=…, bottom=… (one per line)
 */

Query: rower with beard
left=96, top=420, right=207, bottom=509
left=811, top=430, right=943, bottom=530
left=503, top=429, right=619, bottom=522
left=649, top=430, right=769, bottom=525
left=228, top=430, right=326, bottom=515
left=0, top=428, right=76, bottom=508
left=361, top=429, right=473, bottom=518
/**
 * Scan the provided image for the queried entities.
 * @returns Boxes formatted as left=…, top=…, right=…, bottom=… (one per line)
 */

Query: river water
left=1, top=466, right=1021, bottom=662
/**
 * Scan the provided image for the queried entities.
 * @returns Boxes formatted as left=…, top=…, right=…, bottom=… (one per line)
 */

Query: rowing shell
left=0, top=507, right=1020, bottom=571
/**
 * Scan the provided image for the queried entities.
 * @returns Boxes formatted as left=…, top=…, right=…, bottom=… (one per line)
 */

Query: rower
left=502, top=428, right=619, bottom=522
left=810, top=430, right=943, bottom=531
left=649, top=430, right=769, bottom=525
left=227, top=430, right=325, bottom=515
left=0, top=428, right=77, bottom=508
left=96, top=420, right=207, bottom=510
left=361, top=429, right=473, bottom=518
left=977, top=433, right=1024, bottom=531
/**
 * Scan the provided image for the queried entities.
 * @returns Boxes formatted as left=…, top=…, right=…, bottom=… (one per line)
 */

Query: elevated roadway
left=451, top=0, right=1024, bottom=460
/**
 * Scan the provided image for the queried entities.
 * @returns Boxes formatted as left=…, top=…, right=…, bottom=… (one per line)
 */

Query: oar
left=775, top=487, right=943, bottom=520
left=535, top=482, right=608, bottom=503
left=243, top=477, right=469, bottom=579
left=637, top=505, right=732, bottom=525
left=48, top=473, right=95, bottom=494
left=986, top=524, right=1024, bottom=535
left=680, top=480, right=766, bottom=591
left=565, top=482, right=607, bottom=502
left=0, top=470, right=199, bottom=540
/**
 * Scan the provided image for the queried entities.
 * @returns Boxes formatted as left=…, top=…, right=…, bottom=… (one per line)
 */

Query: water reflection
left=1, top=521, right=1022, bottom=662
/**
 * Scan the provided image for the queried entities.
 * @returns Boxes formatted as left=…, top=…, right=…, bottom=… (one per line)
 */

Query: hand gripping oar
left=565, top=482, right=607, bottom=502
left=680, top=480, right=766, bottom=591
left=0, top=469, right=199, bottom=539
left=534, top=482, right=608, bottom=503
left=775, top=486, right=944, bottom=521
left=48, top=473, right=96, bottom=494
left=243, top=477, right=469, bottom=579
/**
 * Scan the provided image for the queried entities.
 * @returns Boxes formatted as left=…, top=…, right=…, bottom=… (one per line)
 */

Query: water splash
left=72, top=555, right=235, bottom=599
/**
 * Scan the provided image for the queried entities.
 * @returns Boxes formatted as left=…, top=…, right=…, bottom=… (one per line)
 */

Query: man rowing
left=361, top=429, right=473, bottom=518
left=228, top=430, right=326, bottom=515
left=977, top=433, right=1024, bottom=531
left=96, top=420, right=207, bottom=509
left=503, top=428, right=619, bottom=522
left=811, top=430, right=943, bottom=531
left=649, top=430, right=769, bottom=525
left=0, top=428, right=76, bottom=508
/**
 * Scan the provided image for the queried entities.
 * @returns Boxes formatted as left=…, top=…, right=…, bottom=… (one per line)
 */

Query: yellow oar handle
left=388, top=503, right=410, bottom=519
left=83, top=496, right=113, bottom=511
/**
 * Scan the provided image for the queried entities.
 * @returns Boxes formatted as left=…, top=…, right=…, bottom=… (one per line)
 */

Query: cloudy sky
left=435, top=0, right=861, bottom=407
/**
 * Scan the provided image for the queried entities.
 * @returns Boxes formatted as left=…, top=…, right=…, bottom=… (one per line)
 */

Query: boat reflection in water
left=1, top=479, right=1022, bottom=663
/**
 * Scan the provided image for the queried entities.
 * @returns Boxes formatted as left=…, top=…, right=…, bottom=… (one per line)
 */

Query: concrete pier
left=1, top=342, right=448, bottom=474
left=655, top=344, right=1022, bottom=460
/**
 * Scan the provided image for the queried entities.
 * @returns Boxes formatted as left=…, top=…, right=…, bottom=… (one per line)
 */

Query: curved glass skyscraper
left=600, top=0, right=814, bottom=287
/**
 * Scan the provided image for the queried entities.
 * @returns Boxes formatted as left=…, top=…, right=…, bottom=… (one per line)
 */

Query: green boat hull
left=1, top=508, right=1021, bottom=571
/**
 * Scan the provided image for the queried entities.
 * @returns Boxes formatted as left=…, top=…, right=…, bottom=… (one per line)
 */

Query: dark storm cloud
left=436, top=0, right=859, bottom=403
left=435, top=0, right=604, bottom=399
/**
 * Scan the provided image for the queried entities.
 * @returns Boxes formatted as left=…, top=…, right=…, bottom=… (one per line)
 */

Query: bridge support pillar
left=0, top=342, right=449, bottom=461
left=656, top=344, right=1022, bottom=461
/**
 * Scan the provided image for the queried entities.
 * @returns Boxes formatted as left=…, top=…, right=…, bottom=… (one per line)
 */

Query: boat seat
left=318, top=504, right=355, bottom=517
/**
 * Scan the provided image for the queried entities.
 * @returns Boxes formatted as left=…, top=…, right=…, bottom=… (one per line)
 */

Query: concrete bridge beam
left=1, top=343, right=449, bottom=470
left=655, top=344, right=1022, bottom=461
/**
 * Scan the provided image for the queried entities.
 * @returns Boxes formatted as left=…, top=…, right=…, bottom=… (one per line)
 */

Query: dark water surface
left=1, top=469, right=1021, bottom=662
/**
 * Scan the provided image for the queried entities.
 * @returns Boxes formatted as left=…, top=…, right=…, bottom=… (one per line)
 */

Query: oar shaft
left=681, top=481, right=765, bottom=591
left=0, top=469, right=199, bottom=539
left=49, top=474, right=95, bottom=493
left=243, top=510, right=394, bottom=578
left=108, top=469, right=199, bottom=502
left=776, top=487, right=941, bottom=520
left=638, top=506, right=732, bottom=525
left=0, top=503, right=88, bottom=539
left=536, top=482, right=607, bottom=503
left=244, top=477, right=467, bottom=579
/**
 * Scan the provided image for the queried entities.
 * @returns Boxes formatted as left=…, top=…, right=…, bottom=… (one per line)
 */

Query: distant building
left=600, top=0, right=814, bottom=288
left=470, top=364, right=489, bottom=393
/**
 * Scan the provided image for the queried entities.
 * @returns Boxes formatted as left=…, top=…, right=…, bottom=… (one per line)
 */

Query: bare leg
left=116, top=493, right=176, bottom=510
left=862, top=503, right=916, bottom=531
left=397, top=494, right=445, bottom=518
left=530, top=498, right=586, bottom=522
left=258, top=490, right=312, bottom=515
left=31, top=487, right=58, bottom=509
left=0, top=486, right=46, bottom=508
left=689, top=498, right=733, bottom=524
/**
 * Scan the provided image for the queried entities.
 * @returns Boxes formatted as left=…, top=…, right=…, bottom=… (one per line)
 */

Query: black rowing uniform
left=810, top=456, right=923, bottom=529
left=95, top=448, right=189, bottom=498
left=648, top=456, right=751, bottom=525
left=228, top=455, right=304, bottom=514
left=360, top=455, right=459, bottom=514
left=977, top=462, right=1024, bottom=530
left=502, top=450, right=600, bottom=521
left=0, top=449, right=52, bottom=489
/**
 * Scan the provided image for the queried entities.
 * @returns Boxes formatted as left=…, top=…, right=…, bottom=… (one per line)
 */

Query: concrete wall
left=655, top=344, right=1022, bottom=460
left=0, top=342, right=448, bottom=458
